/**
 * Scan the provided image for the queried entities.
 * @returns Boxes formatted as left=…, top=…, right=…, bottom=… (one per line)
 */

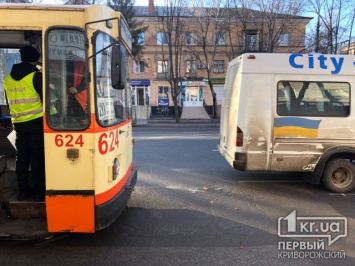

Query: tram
left=0, top=4, right=137, bottom=238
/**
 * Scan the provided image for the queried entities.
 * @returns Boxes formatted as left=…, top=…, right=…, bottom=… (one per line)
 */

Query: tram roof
left=0, top=4, right=90, bottom=11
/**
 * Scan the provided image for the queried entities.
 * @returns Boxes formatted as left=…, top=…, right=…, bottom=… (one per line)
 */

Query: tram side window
left=95, top=32, right=126, bottom=126
left=277, top=81, right=350, bottom=117
left=46, top=29, right=88, bottom=129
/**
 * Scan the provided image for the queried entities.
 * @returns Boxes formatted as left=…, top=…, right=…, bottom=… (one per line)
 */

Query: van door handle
left=119, top=130, right=125, bottom=134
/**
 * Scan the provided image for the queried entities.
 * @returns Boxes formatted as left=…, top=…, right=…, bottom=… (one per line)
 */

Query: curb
left=133, top=123, right=220, bottom=128
left=133, top=122, right=219, bottom=128
left=132, top=119, right=220, bottom=128
left=139, top=123, right=219, bottom=128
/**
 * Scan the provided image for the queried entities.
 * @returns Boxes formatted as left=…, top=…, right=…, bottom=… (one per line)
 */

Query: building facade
left=131, top=1, right=312, bottom=119
left=340, top=41, right=355, bottom=55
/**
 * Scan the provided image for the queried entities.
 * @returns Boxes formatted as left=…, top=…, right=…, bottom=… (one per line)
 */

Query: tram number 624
left=55, top=134, right=84, bottom=147
left=98, top=129, right=119, bottom=155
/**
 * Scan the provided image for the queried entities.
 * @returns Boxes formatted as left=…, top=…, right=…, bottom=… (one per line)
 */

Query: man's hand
left=69, top=87, right=77, bottom=94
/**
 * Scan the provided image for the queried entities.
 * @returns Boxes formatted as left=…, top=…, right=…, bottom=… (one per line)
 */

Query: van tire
left=322, top=159, right=355, bottom=193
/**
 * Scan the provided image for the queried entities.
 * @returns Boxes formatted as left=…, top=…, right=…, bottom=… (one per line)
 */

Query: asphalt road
left=0, top=127, right=354, bottom=266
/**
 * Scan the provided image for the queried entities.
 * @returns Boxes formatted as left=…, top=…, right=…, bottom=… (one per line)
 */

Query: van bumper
left=233, top=152, right=247, bottom=171
left=95, top=168, right=137, bottom=230
left=218, top=144, right=247, bottom=171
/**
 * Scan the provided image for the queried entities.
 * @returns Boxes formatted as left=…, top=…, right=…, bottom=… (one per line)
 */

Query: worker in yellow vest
left=4, top=46, right=45, bottom=202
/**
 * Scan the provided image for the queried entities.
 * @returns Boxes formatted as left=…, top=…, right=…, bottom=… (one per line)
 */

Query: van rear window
left=277, top=81, right=350, bottom=117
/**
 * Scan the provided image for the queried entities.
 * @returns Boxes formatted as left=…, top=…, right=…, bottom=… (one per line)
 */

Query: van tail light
left=236, top=127, right=243, bottom=147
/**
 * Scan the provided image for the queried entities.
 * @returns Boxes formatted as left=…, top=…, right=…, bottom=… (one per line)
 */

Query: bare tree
left=249, top=0, right=307, bottom=53
left=346, top=7, right=355, bottom=54
left=107, top=0, right=147, bottom=58
left=305, top=0, right=354, bottom=54
left=156, top=0, right=192, bottom=122
left=223, top=0, right=255, bottom=61
left=186, top=0, right=226, bottom=118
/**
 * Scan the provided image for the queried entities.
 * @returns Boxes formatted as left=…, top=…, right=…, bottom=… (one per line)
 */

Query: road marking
left=329, top=193, right=355, bottom=197
left=166, top=185, right=205, bottom=193
left=188, top=188, right=205, bottom=193
left=237, top=180, right=304, bottom=183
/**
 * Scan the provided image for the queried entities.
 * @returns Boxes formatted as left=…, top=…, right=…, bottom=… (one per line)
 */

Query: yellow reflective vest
left=4, top=72, right=43, bottom=123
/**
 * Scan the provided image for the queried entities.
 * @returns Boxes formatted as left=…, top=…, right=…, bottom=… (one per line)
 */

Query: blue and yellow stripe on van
left=274, top=117, right=321, bottom=137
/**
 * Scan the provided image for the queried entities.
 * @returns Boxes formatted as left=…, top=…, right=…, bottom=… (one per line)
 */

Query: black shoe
left=34, top=193, right=45, bottom=202
left=17, top=192, right=31, bottom=201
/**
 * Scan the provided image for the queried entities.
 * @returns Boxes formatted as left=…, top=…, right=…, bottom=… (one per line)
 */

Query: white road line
left=237, top=180, right=304, bottom=183
left=329, top=193, right=355, bottom=197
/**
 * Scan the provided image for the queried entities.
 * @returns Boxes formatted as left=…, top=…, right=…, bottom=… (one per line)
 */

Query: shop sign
left=130, top=79, right=150, bottom=86
left=210, top=78, right=225, bottom=84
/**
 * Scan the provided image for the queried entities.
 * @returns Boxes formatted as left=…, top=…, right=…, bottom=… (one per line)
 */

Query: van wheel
left=322, top=159, right=355, bottom=193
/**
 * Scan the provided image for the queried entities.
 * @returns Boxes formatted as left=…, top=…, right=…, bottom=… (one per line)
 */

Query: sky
left=133, top=0, right=148, bottom=5
left=41, top=0, right=149, bottom=5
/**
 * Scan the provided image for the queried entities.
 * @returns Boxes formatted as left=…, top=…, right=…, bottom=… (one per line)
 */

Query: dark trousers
left=14, top=117, right=45, bottom=195
left=67, top=95, right=85, bottom=120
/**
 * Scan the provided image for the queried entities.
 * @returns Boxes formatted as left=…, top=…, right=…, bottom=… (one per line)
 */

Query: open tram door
left=0, top=4, right=136, bottom=239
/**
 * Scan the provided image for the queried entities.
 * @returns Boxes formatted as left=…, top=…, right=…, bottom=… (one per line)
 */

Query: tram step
left=8, top=195, right=46, bottom=219
left=0, top=157, right=17, bottom=195
left=1, top=155, right=31, bottom=203
left=0, top=156, right=16, bottom=208
left=0, top=155, right=6, bottom=174
left=1, top=171, right=17, bottom=190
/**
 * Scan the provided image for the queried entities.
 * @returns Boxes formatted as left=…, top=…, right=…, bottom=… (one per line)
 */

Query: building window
left=186, top=60, right=197, bottom=73
left=186, top=32, right=197, bottom=45
left=135, top=32, right=145, bottom=45
left=214, top=32, right=225, bottom=45
left=198, top=61, right=206, bottom=69
left=245, top=31, right=259, bottom=51
left=213, top=60, right=224, bottom=73
left=277, top=81, right=350, bottom=117
left=158, top=86, right=169, bottom=106
left=278, top=33, right=289, bottom=46
left=134, top=60, right=145, bottom=73
left=158, top=60, right=168, bottom=73
left=157, top=32, right=168, bottom=45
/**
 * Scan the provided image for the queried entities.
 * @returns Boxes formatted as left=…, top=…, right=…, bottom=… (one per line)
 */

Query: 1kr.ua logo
left=278, top=210, right=347, bottom=246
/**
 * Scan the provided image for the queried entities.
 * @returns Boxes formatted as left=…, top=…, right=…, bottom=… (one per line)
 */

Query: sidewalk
left=133, top=118, right=220, bottom=128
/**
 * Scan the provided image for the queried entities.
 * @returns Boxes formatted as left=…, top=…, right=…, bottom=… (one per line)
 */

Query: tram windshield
left=46, top=28, right=88, bottom=130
